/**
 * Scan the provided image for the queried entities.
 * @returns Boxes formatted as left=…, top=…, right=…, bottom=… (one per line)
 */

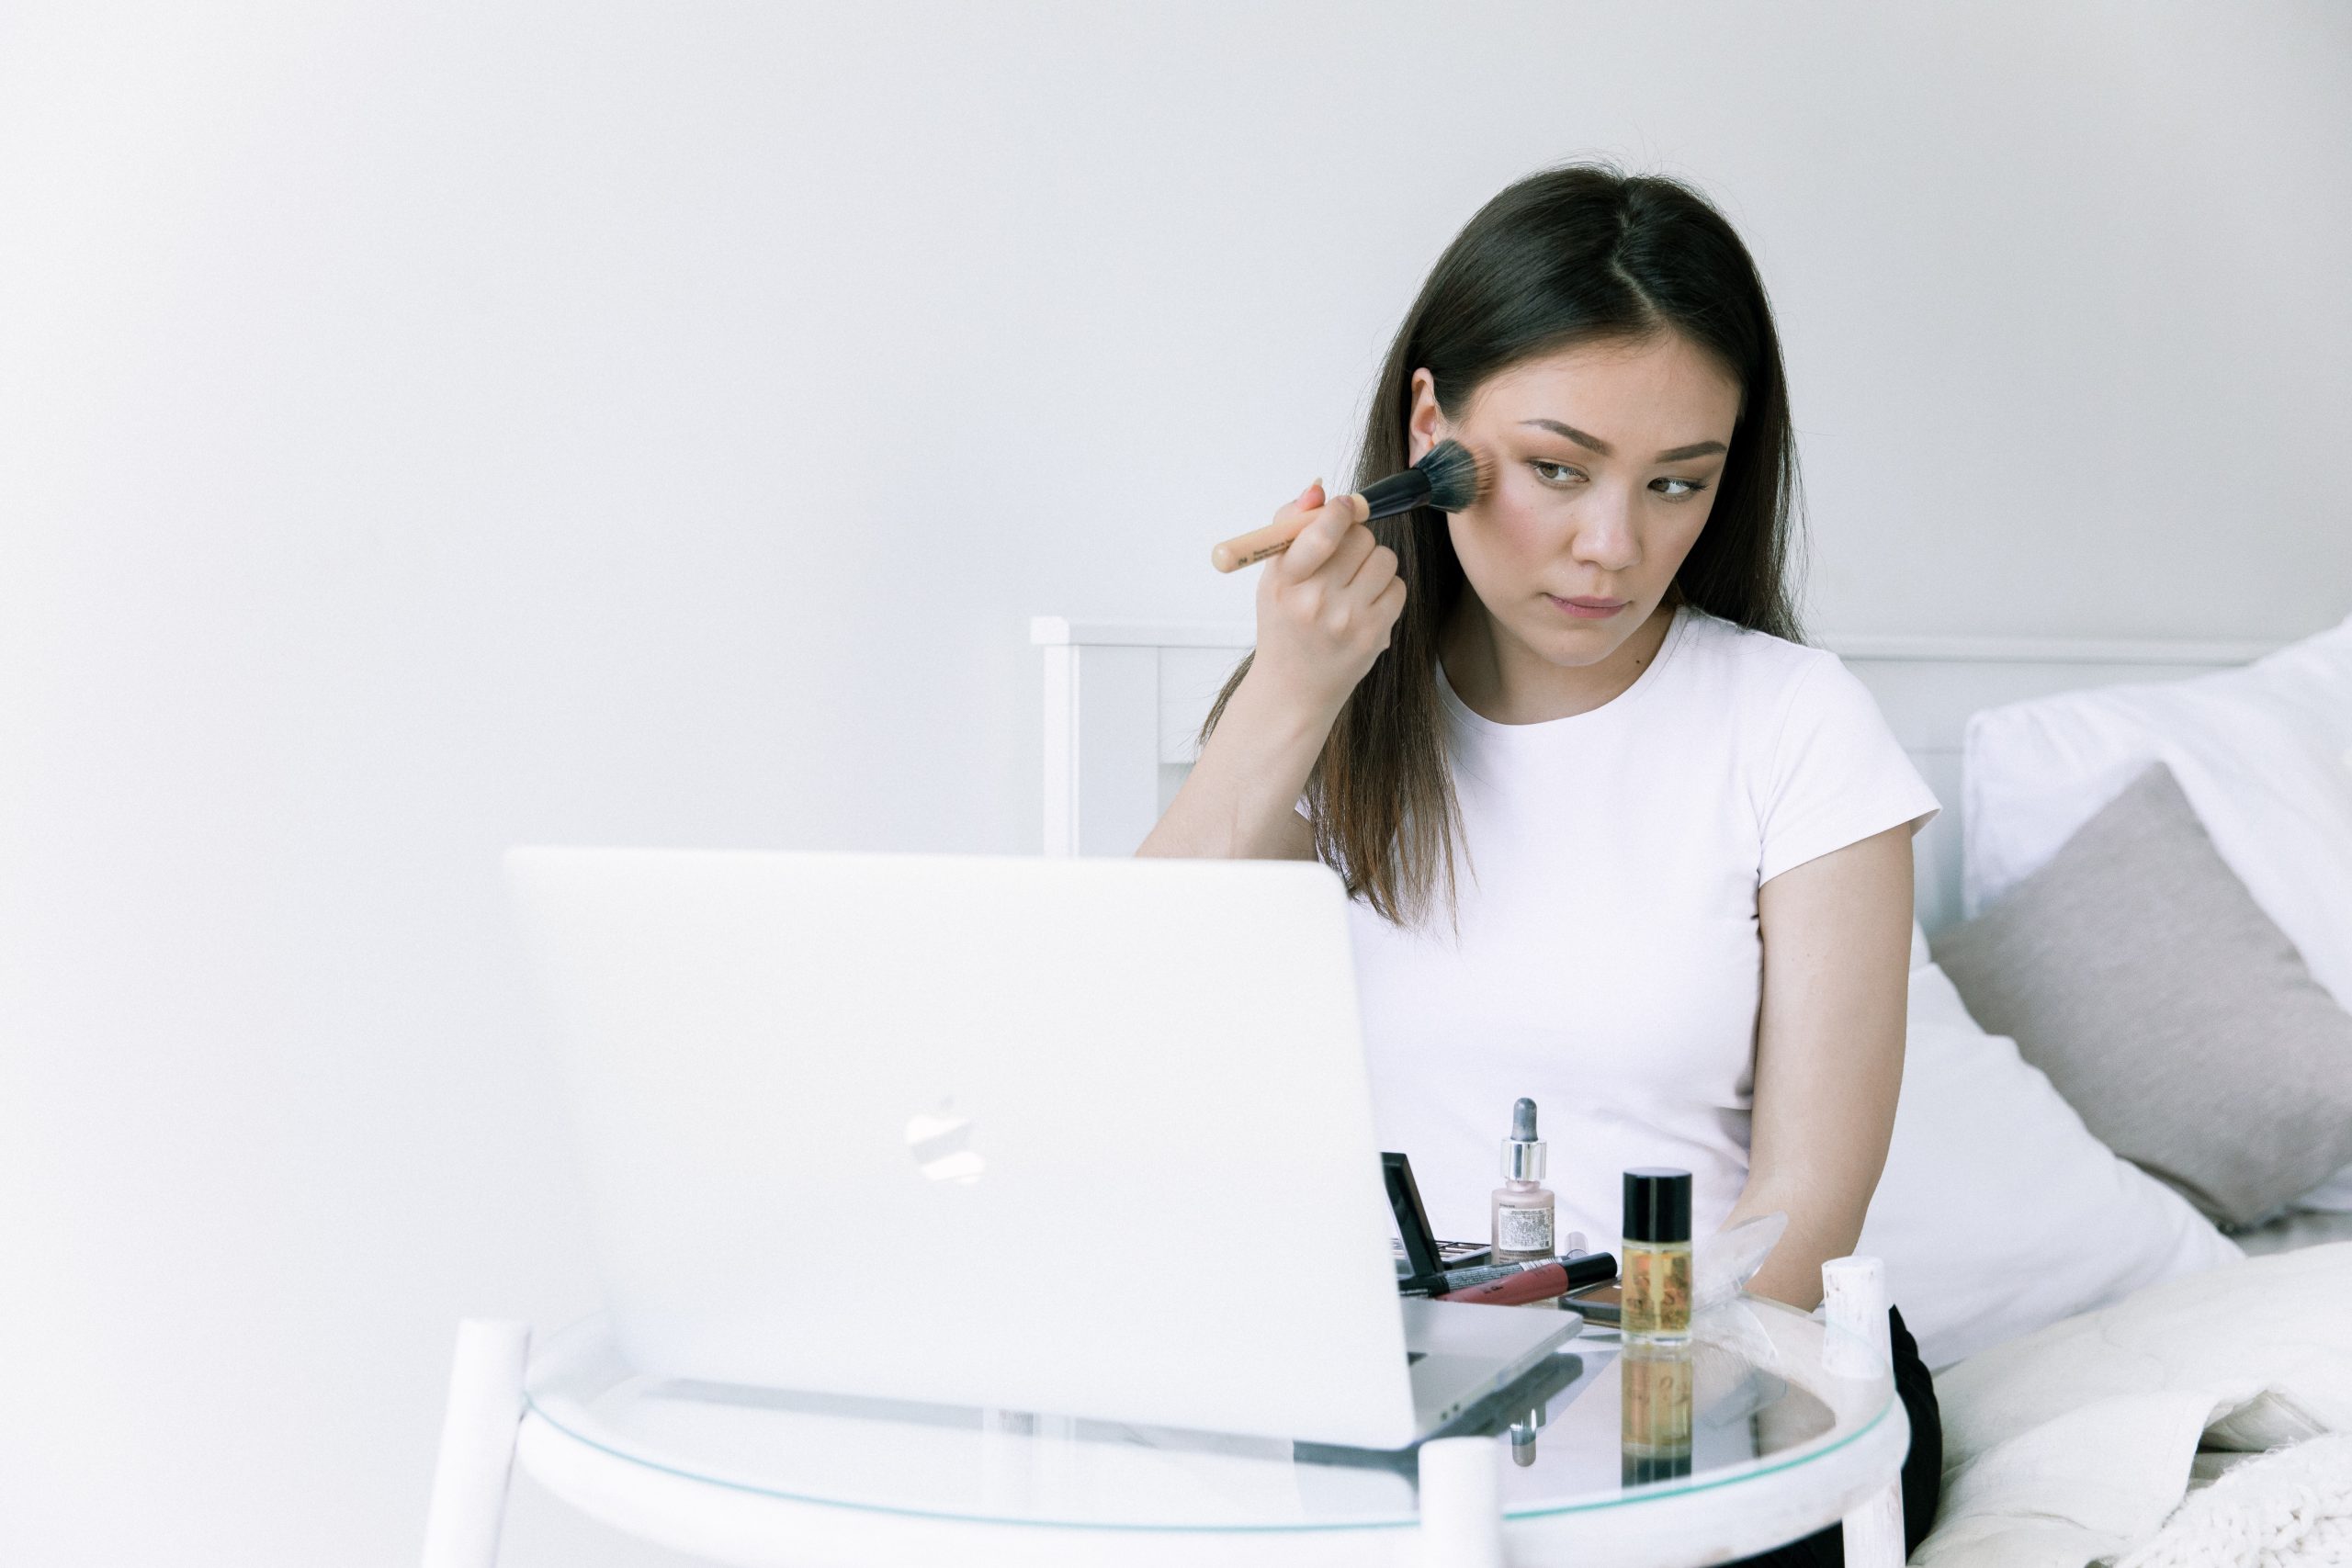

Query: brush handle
left=1209, top=516, right=1309, bottom=573
left=1206, top=469, right=1430, bottom=573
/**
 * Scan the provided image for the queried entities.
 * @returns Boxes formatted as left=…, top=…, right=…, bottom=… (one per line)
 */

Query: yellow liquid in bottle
left=1621, top=1240, right=1692, bottom=1339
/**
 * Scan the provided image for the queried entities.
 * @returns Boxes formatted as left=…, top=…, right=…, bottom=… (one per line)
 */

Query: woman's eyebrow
left=1518, top=418, right=1726, bottom=463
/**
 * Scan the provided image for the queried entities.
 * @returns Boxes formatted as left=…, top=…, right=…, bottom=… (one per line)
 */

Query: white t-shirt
left=1342, top=603, right=1940, bottom=1252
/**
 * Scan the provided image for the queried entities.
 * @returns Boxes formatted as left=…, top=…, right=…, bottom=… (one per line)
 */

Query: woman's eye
left=1531, top=460, right=1585, bottom=486
left=1651, top=477, right=1710, bottom=499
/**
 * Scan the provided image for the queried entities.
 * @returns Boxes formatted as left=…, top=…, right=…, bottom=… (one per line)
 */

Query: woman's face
left=1408, top=332, right=1743, bottom=670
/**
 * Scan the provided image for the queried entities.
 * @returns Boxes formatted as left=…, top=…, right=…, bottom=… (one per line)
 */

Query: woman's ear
left=1406, top=368, right=1444, bottom=465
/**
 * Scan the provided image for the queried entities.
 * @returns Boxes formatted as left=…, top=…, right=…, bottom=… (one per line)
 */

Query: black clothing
left=1731, top=1304, right=1942, bottom=1567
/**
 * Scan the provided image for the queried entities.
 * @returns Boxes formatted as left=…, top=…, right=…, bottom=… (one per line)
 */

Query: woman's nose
left=1567, top=488, right=1642, bottom=572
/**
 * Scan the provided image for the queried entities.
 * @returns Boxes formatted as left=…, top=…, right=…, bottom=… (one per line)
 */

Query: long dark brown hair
left=1204, top=162, right=1806, bottom=927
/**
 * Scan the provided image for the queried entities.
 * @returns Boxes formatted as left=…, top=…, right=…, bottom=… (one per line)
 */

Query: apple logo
left=904, top=1100, right=985, bottom=1185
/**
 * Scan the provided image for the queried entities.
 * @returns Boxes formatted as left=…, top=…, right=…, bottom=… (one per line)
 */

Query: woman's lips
left=1546, top=594, right=1628, bottom=618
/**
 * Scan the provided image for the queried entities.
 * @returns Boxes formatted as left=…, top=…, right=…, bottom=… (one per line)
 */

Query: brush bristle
left=1416, top=438, right=1493, bottom=512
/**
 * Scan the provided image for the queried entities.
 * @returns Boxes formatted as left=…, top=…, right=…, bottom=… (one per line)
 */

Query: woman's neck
left=1439, top=597, right=1679, bottom=725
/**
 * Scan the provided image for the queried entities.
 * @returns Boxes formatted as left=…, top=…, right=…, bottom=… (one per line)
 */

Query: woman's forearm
left=1136, top=670, right=1336, bottom=860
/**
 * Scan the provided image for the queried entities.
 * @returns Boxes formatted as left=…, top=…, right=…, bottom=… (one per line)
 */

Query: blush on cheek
left=1468, top=486, right=1549, bottom=552
left=1491, top=497, right=1563, bottom=582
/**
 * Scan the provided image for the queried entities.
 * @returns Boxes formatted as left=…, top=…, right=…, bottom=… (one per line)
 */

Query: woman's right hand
left=1245, top=480, right=1408, bottom=721
left=1138, top=479, right=1399, bottom=861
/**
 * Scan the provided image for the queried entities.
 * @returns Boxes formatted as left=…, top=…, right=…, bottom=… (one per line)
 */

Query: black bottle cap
left=1623, top=1168, right=1692, bottom=1244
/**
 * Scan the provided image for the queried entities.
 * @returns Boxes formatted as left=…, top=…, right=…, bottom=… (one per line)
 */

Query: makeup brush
left=1209, top=438, right=1494, bottom=573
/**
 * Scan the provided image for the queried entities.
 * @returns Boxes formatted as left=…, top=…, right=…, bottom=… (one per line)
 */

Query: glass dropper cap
left=1501, top=1097, right=1546, bottom=1180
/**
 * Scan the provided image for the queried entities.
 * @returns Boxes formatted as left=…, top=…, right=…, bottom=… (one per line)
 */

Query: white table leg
left=1821, top=1257, right=1904, bottom=1568
left=420, top=1318, right=534, bottom=1568
left=1418, top=1434, right=1504, bottom=1568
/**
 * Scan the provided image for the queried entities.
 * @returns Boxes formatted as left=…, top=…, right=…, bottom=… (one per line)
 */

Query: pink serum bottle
left=1490, top=1098, right=1556, bottom=1264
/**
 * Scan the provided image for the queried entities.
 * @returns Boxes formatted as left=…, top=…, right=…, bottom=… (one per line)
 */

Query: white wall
left=2, top=4, right=2345, bottom=1562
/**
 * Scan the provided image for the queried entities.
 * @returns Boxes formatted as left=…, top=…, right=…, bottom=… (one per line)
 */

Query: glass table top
left=524, top=1295, right=1895, bottom=1533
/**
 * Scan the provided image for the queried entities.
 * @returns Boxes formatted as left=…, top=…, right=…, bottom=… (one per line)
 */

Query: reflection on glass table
left=514, top=1290, right=1899, bottom=1567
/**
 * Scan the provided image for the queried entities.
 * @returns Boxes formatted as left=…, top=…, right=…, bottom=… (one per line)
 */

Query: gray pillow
left=1931, top=761, right=2352, bottom=1228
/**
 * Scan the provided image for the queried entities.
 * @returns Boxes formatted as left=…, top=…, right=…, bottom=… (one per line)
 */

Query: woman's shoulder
left=1666, top=605, right=1888, bottom=761
left=1670, top=604, right=1843, bottom=696
left=1673, top=606, right=1935, bottom=859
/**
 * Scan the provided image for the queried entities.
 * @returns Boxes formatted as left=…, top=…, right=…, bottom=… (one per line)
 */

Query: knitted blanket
left=1914, top=1244, right=2352, bottom=1567
left=2118, top=1433, right=2352, bottom=1568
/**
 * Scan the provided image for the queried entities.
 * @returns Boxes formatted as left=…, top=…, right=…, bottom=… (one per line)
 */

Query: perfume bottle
left=1490, top=1098, right=1556, bottom=1264
left=1621, top=1167, right=1693, bottom=1341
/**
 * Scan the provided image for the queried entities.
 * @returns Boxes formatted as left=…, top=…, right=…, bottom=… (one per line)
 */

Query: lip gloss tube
left=1436, top=1251, right=1617, bottom=1307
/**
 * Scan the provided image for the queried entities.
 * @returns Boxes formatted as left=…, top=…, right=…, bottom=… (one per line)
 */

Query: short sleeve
left=1757, top=655, right=1942, bottom=885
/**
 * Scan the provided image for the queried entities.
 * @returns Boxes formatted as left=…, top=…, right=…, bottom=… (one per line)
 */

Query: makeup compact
left=1385, top=1151, right=1491, bottom=1282
left=1562, top=1280, right=1623, bottom=1325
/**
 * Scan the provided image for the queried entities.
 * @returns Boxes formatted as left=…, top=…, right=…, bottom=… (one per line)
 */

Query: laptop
left=504, top=847, right=1576, bottom=1450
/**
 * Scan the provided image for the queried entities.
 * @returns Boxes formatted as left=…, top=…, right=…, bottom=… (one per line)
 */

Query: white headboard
left=1031, top=618, right=2278, bottom=937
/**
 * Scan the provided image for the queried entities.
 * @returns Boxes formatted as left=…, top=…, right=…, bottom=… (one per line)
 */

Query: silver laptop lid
left=506, top=848, right=1423, bottom=1449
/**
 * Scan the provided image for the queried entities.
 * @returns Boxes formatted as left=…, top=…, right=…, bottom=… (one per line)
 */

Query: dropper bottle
left=1490, top=1098, right=1556, bottom=1264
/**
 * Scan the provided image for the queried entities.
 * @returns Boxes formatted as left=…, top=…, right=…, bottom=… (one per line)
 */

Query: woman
left=1139, top=164, right=1943, bottom=1561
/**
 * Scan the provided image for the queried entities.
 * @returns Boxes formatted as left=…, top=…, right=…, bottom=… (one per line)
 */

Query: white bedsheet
left=1916, top=1242, right=2352, bottom=1567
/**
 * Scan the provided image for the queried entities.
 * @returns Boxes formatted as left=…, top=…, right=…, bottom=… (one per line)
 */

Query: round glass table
left=514, top=1295, right=1907, bottom=1566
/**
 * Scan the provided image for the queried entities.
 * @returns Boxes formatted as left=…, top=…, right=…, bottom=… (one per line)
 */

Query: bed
left=1030, top=615, right=2352, bottom=1566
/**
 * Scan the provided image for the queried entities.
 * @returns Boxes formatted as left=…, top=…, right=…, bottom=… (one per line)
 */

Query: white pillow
left=1961, top=612, right=2352, bottom=1211
left=1962, top=612, right=2352, bottom=1009
left=1858, top=929, right=2243, bottom=1370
